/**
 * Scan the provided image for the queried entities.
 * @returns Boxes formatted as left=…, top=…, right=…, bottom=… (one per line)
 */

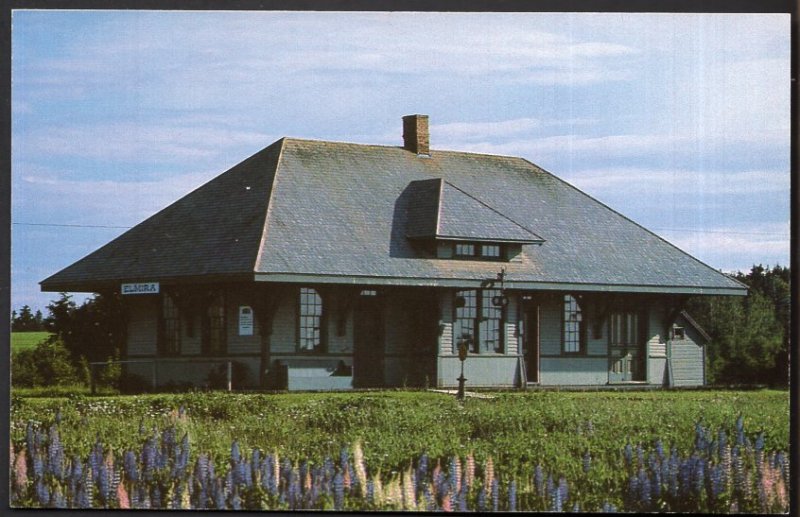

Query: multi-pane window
left=481, top=244, right=501, bottom=258
left=610, top=312, right=639, bottom=345
left=480, top=288, right=503, bottom=353
left=455, top=243, right=476, bottom=257
left=298, top=287, right=323, bottom=352
left=454, top=289, right=477, bottom=351
left=452, top=242, right=503, bottom=261
left=159, top=292, right=181, bottom=356
left=563, top=295, right=582, bottom=353
left=203, top=290, right=226, bottom=355
left=453, top=289, right=504, bottom=354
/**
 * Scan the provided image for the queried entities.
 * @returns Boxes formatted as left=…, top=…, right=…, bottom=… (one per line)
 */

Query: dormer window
left=404, top=178, right=545, bottom=261
left=453, top=241, right=505, bottom=261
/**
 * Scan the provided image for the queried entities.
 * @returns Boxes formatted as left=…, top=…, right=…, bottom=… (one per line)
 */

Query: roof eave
left=252, top=272, right=748, bottom=295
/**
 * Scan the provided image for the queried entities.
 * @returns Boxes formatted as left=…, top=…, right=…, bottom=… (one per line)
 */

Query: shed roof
left=41, top=136, right=747, bottom=295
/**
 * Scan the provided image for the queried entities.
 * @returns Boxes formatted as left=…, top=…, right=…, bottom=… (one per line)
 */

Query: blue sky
left=11, top=11, right=791, bottom=312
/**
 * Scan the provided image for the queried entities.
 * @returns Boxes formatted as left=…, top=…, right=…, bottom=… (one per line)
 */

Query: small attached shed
left=666, top=311, right=711, bottom=387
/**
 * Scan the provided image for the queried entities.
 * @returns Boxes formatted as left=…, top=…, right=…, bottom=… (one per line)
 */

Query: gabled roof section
left=405, top=178, right=545, bottom=244
left=40, top=139, right=285, bottom=292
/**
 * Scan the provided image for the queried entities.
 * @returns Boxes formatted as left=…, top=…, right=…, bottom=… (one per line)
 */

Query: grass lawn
left=10, top=331, right=52, bottom=352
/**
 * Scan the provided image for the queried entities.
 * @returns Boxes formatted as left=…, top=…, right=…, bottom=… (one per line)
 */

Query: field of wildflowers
left=9, top=389, right=790, bottom=512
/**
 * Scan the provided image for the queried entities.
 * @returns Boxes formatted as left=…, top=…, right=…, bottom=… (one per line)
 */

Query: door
left=521, top=297, right=540, bottom=383
left=608, top=311, right=645, bottom=382
left=353, top=290, right=384, bottom=387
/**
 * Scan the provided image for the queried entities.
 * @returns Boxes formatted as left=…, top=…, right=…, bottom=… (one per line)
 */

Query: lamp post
left=457, top=338, right=469, bottom=401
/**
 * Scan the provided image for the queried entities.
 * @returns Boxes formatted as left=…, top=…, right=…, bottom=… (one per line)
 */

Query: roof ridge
left=442, top=180, right=545, bottom=242
left=253, top=138, right=288, bottom=273
left=281, top=136, right=531, bottom=161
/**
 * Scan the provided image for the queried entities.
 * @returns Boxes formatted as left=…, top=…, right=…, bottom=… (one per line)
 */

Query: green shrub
left=11, top=338, right=81, bottom=387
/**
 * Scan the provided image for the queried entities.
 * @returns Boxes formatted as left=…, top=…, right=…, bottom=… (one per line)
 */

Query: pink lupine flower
left=402, top=466, right=416, bottom=510
left=441, top=489, right=452, bottom=512
left=453, top=456, right=462, bottom=492
left=465, top=453, right=475, bottom=489
left=484, top=456, right=495, bottom=493
left=13, top=448, right=27, bottom=493
left=117, top=481, right=130, bottom=509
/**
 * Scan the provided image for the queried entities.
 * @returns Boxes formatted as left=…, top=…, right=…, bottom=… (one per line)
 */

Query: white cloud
left=16, top=122, right=275, bottom=164
left=657, top=221, right=790, bottom=271
left=566, top=167, right=789, bottom=195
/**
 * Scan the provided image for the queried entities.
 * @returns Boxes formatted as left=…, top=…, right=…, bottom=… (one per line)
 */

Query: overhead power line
left=13, top=222, right=133, bottom=229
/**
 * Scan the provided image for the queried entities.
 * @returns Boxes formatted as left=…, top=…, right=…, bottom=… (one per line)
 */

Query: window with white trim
left=454, top=288, right=504, bottom=354
left=562, top=295, right=583, bottom=353
left=298, top=287, right=324, bottom=352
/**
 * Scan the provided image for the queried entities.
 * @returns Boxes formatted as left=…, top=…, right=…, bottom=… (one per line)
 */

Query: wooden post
left=90, top=363, right=96, bottom=395
left=227, top=361, right=232, bottom=392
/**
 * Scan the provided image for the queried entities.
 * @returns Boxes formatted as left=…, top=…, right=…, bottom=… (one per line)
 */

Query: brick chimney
left=402, top=114, right=430, bottom=155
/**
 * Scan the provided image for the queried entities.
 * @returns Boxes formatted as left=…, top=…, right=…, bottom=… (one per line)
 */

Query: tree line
left=12, top=264, right=791, bottom=389
left=687, top=264, right=790, bottom=387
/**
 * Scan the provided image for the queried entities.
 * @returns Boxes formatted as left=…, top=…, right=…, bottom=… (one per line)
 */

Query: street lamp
left=456, top=336, right=470, bottom=401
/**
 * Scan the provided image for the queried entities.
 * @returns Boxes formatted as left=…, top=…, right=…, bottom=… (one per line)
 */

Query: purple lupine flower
left=124, top=450, right=138, bottom=482
left=534, top=464, right=544, bottom=495
left=491, top=477, right=499, bottom=512
left=141, top=437, right=156, bottom=482
left=151, top=485, right=161, bottom=509
left=47, top=425, right=65, bottom=480
left=735, top=416, right=745, bottom=446
left=626, top=474, right=639, bottom=508
left=231, top=489, right=242, bottom=510
left=213, top=479, right=227, bottom=510
left=550, top=480, right=562, bottom=512
left=477, top=486, right=487, bottom=512
left=602, top=501, right=618, bottom=512
left=52, top=487, right=67, bottom=508
left=458, top=486, right=468, bottom=512
left=583, top=451, right=592, bottom=473
left=558, top=476, right=569, bottom=507
left=448, top=456, right=459, bottom=493
left=651, top=464, right=662, bottom=500
left=718, top=430, right=728, bottom=458
left=32, top=450, right=44, bottom=479
left=708, top=464, right=724, bottom=505
left=572, top=502, right=580, bottom=512
left=230, top=440, right=241, bottom=464
left=75, top=485, right=91, bottom=509
left=35, top=479, right=50, bottom=507
left=417, top=453, right=429, bottom=481
left=333, top=471, right=345, bottom=510
left=636, top=443, right=645, bottom=468
left=97, top=462, right=110, bottom=506
left=251, top=449, right=261, bottom=481
left=638, top=468, right=651, bottom=509
left=508, top=480, right=517, bottom=512
left=655, top=439, right=665, bottom=461
left=546, top=474, right=555, bottom=500
left=177, top=433, right=190, bottom=475
left=623, top=443, right=633, bottom=468
left=692, top=456, right=705, bottom=497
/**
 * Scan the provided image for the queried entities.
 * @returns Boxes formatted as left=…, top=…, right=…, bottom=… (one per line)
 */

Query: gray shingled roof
left=41, top=136, right=747, bottom=295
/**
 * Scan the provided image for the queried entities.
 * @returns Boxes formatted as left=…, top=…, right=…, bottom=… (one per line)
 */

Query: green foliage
left=688, top=264, right=790, bottom=386
left=10, top=304, right=44, bottom=331
left=11, top=338, right=82, bottom=388
left=44, top=292, right=126, bottom=366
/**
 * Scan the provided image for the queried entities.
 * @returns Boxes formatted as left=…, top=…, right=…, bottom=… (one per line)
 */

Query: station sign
left=121, top=282, right=160, bottom=295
